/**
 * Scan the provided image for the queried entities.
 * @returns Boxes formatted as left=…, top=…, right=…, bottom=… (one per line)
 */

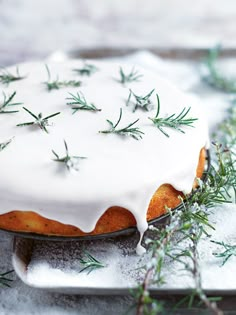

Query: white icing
left=0, top=60, right=209, bottom=246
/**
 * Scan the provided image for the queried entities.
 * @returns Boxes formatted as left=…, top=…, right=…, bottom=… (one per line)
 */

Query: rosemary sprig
left=0, top=270, right=14, bottom=287
left=52, top=140, right=87, bottom=171
left=16, top=107, right=60, bottom=133
left=44, top=65, right=82, bottom=91
left=190, top=143, right=236, bottom=208
left=0, top=91, right=22, bottom=114
left=149, top=94, right=198, bottom=137
left=134, top=210, right=179, bottom=315
left=99, top=108, right=144, bottom=140
left=126, top=88, right=154, bottom=112
left=211, top=240, right=236, bottom=266
left=118, top=66, right=143, bottom=85
left=0, top=138, right=13, bottom=152
left=66, top=92, right=101, bottom=114
left=202, top=45, right=236, bottom=92
left=79, top=251, right=105, bottom=274
left=0, top=67, right=26, bottom=85
left=73, top=63, right=98, bottom=76
left=166, top=217, right=223, bottom=315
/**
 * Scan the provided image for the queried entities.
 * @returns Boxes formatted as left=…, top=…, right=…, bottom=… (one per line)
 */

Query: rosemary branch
left=202, top=45, right=236, bottom=92
left=44, top=65, right=82, bottom=91
left=170, top=232, right=223, bottom=315
left=118, top=67, right=143, bottom=85
left=135, top=210, right=179, bottom=315
left=79, top=251, right=106, bottom=274
left=0, top=138, right=13, bottom=152
left=16, top=107, right=60, bottom=133
left=190, top=143, right=236, bottom=208
left=135, top=195, right=224, bottom=315
left=126, top=89, right=154, bottom=112
left=73, top=63, right=98, bottom=76
left=164, top=198, right=223, bottom=315
left=0, top=67, right=26, bottom=85
left=52, top=140, right=87, bottom=171
left=99, top=108, right=144, bottom=140
left=0, top=91, right=22, bottom=114
left=0, top=270, right=14, bottom=287
left=149, top=94, right=198, bottom=137
left=66, top=92, right=101, bottom=114
left=211, top=240, right=236, bottom=266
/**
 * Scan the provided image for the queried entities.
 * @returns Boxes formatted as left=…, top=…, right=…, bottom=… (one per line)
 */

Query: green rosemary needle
left=0, top=91, right=22, bottom=114
left=0, top=270, right=14, bottom=287
left=149, top=94, right=198, bottom=137
left=79, top=251, right=106, bottom=274
left=44, top=65, right=82, bottom=91
left=0, top=67, right=26, bottom=85
left=211, top=240, right=236, bottom=266
left=118, top=66, right=143, bottom=85
left=203, top=45, right=236, bottom=93
left=99, top=108, right=144, bottom=140
left=66, top=92, right=101, bottom=114
left=126, top=88, right=154, bottom=112
left=73, top=63, right=98, bottom=76
left=0, top=138, right=13, bottom=152
left=17, top=107, right=60, bottom=133
left=52, top=140, right=87, bottom=171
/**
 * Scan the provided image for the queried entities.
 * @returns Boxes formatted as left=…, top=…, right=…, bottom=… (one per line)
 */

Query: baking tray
left=12, top=236, right=236, bottom=295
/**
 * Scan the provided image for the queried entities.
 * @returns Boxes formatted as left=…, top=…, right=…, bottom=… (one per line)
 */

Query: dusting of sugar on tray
left=23, top=204, right=236, bottom=291
left=26, top=235, right=148, bottom=288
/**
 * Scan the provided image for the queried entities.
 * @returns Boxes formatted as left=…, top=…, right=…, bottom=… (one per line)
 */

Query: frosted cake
left=0, top=60, right=208, bottom=252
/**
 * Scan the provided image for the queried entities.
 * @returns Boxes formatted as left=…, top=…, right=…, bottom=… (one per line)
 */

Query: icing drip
left=0, top=60, right=209, bottom=253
